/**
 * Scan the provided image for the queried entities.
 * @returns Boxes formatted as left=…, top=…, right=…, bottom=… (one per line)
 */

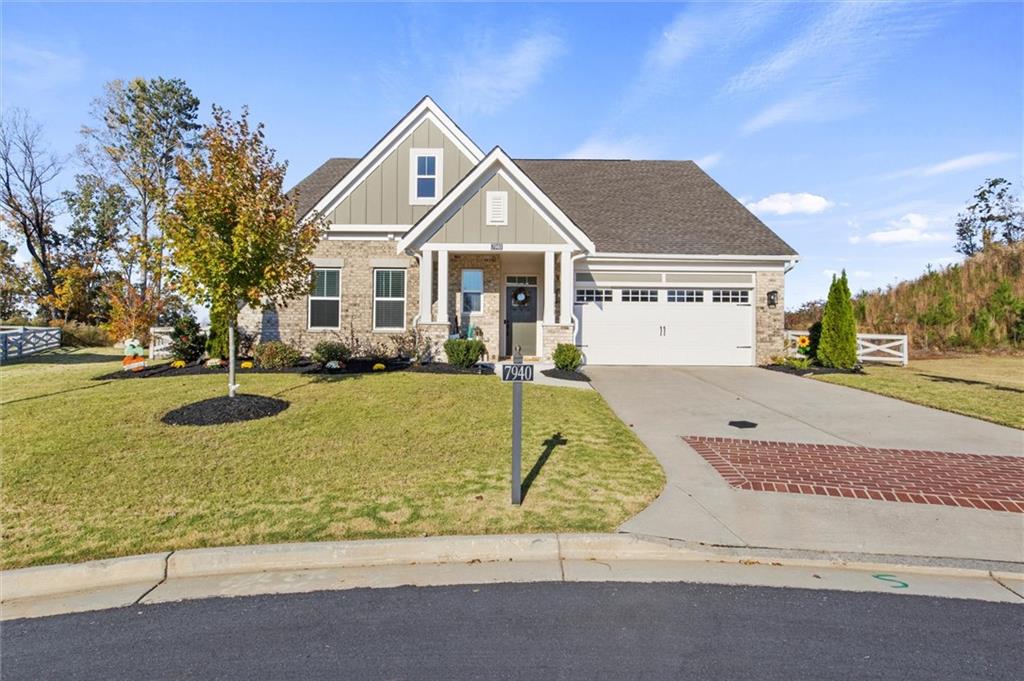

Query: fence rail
left=0, top=326, right=62, bottom=362
left=785, top=329, right=908, bottom=366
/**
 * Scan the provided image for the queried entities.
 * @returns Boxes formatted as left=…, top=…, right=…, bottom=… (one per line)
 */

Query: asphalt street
left=3, top=582, right=1020, bottom=680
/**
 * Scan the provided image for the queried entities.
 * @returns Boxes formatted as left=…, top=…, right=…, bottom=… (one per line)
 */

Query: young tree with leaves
left=165, top=106, right=321, bottom=397
left=817, top=270, right=858, bottom=369
left=954, top=178, right=1024, bottom=256
left=0, top=109, right=64, bottom=318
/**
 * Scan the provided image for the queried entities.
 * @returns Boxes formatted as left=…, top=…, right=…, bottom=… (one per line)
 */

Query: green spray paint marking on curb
left=873, top=574, right=909, bottom=589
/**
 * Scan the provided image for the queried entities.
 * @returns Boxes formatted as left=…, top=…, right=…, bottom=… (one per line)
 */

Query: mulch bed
left=763, top=363, right=863, bottom=377
left=161, top=394, right=290, bottom=426
left=541, top=368, right=590, bottom=382
left=97, top=358, right=496, bottom=380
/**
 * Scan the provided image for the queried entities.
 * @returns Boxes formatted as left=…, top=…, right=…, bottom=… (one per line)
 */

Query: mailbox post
left=501, top=347, right=534, bottom=505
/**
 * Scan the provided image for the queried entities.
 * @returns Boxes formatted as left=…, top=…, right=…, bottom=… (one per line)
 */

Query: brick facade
left=542, top=324, right=574, bottom=359
left=447, top=253, right=502, bottom=360
left=754, top=270, right=785, bottom=365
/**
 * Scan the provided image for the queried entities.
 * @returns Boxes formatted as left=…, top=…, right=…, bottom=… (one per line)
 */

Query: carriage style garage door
left=573, top=286, right=754, bottom=366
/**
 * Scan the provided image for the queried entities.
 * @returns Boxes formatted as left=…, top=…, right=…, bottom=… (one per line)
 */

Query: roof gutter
left=586, top=252, right=800, bottom=261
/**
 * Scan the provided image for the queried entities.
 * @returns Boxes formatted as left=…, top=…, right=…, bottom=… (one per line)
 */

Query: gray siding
left=429, top=173, right=564, bottom=245
left=327, top=119, right=475, bottom=225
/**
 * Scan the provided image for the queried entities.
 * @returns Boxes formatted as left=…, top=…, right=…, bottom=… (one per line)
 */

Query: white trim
left=587, top=252, right=800, bottom=262
left=423, top=243, right=572, bottom=253
left=559, top=251, right=573, bottom=325
left=327, top=224, right=411, bottom=233
left=307, top=97, right=484, bottom=221
left=543, top=251, right=555, bottom=325
left=419, top=251, right=433, bottom=323
left=486, top=190, right=508, bottom=226
left=460, top=267, right=485, bottom=316
left=308, top=266, right=342, bottom=331
left=436, top=250, right=449, bottom=325
left=397, top=146, right=596, bottom=254
left=372, top=268, right=407, bottom=332
left=409, top=147, right=444, bottom=206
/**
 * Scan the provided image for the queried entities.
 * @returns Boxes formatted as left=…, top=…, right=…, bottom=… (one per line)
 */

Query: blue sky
left=3, top=1, right=1021, bottom=307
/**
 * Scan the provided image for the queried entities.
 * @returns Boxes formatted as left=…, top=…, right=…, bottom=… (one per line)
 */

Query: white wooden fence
left=0, top=326, right=62, bottom=362
left=785, top=329, right=909, bottom=366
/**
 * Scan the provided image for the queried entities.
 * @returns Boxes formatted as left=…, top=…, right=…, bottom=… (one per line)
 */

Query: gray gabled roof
left=292, top=157, right=797, bottom=257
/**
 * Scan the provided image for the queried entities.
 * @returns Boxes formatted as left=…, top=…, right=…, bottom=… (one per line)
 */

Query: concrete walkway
left=587, top=366, right=1024, bottom=563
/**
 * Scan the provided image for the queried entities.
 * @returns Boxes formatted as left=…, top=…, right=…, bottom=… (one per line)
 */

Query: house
left=241, top=97, right=799, bottom=366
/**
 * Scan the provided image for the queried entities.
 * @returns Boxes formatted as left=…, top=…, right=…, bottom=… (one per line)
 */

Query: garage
left=573, top=283, right=755, bottom=366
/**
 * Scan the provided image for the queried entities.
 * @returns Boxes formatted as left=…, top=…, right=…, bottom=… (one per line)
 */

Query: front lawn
left=1, top=349, right=664, bottom=569
left=813, top=356, right=1024, bottom=429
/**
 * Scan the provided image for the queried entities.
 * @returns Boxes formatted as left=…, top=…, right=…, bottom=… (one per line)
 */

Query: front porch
left=416, top=245, right=576, bottom=361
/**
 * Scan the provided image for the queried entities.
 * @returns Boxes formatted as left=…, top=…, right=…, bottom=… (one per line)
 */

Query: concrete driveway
left=588, top=366, right=1024, bottom=564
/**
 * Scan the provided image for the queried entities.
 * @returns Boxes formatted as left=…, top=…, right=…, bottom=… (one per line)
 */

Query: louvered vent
left=486, top=191, right=508, bottom=226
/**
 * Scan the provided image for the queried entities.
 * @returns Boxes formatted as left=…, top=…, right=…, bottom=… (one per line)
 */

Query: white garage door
left=574, top=287, right=754, bottom=366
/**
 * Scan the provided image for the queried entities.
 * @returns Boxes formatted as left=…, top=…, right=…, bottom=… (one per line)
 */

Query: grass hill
left=786, top=243, right=1024, bottom=355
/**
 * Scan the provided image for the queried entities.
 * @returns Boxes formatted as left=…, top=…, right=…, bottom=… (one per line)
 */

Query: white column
left=418, top=251, right=433, bottom=323
left=436, top=249, right=449, bottom=326
left=543, top=250, right=556, bottom=325
left=559, top=250, right=573, bottom=325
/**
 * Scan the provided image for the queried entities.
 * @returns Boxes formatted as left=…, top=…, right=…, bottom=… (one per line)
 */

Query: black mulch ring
left=406, top=362, right=494, bottom=375
left=161, top=394, right=290, bottom=426
left=762, top=363, right=864, bottom=377
left=541, top=368, right=590, bottom=382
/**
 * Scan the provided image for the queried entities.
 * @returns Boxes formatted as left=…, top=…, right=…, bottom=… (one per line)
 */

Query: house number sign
left=501, top=348, right=533, bottom=505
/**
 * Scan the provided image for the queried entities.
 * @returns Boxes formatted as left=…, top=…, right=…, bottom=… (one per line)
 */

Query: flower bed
left=95, top=357, right=495, bottom=380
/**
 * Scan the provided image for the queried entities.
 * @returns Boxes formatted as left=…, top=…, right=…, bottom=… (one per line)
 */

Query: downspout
left=569, top=252, right=587, bottom=344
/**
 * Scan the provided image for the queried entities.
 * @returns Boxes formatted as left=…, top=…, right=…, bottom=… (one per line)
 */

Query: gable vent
left=486, top=191, right=508, bottom=226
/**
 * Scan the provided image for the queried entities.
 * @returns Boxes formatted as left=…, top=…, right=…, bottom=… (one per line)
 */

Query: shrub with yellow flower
left=372, top=363, right=386, bottom=372
left=240, top=360, right=254, bottom=369
left=796, top=335, right=812, bottom=357
left=171, top=360, right=186, bottom=369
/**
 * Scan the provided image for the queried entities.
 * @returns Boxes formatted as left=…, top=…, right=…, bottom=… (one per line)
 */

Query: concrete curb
left=2, top=534, right=1020, bottom=608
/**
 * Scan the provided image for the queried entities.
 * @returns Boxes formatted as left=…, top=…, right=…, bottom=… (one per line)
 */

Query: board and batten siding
left=428, top=173, right=565, bottom=245
left=327, top=119, right=476, bottom=225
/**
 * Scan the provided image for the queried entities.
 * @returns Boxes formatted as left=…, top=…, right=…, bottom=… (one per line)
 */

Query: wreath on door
left=511, top=286, right=531, bottom=307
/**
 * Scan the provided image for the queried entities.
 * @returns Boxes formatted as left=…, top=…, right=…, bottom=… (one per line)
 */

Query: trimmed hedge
left=443, top=339, right=485, bottom=368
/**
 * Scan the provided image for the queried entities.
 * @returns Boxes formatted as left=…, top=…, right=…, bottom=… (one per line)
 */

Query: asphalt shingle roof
left=292, top=157, right=797, bottom=257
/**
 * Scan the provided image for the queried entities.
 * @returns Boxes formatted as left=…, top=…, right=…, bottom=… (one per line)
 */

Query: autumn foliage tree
left=165, top=106, right=320, bottom=397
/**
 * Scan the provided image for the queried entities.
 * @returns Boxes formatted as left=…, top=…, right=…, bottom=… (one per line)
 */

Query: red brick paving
left=683, top=436, right=1024, bottom=513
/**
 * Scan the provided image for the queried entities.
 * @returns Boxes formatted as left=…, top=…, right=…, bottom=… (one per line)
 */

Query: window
left=373, top=269, right=406, bottom=330
left=506, top=275, right=537, bottom=286
left=667, top=289, right=704, bottom=303
left=712, top=289, right=750, bottom=303
left=622, top=289, right=658, bottom=302
left=486, top=191, right=508, bottom=225
left=309, top=268, right=341, bottom=329
left=576, top=288, right=612, bottom=303
left=462, top=269, right=483, bottom=314
left=410, top=148, right=443, bottom=204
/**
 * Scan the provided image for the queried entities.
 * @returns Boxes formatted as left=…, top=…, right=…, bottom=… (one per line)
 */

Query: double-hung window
left=462, top=269, right=483, bottom=314
left=309, top=268, right=341, bottom=329
left=410, top=148, right=443, bottom=204
left=373, top=269, right=406, bottom=331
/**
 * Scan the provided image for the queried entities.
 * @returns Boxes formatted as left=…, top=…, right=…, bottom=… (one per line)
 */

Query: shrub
left=391, top=328, right=436, bottom=364
left=807, top=321, right=823, bottom=360
left=443, top=338, right=485, bottom=368
left=817, top=271, right=858, bottom=369
left=253, top=340, right=302, bottom=369
left=169, top=315, right=207, bottom=362
left=205, top=308, right=230, bottom=359
left=312, top=340, right=351, bottom=364
left=785, top=356, right=813, bottom=370
left=552, top=343, right=583, bottom=371
left=60, top=321, right=111, bottom=347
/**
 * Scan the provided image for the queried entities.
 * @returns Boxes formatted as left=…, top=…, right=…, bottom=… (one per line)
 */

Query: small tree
left=165, top=106, right=320, bottom=397
left=169, top=314, right=207, bottom=362
left=817, top=270, right=858, bottom=369
left=954, top=178, right=1024, bottom=256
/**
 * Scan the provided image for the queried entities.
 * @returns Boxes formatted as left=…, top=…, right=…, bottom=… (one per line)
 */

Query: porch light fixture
left=767, top=290, right=779, bottom=308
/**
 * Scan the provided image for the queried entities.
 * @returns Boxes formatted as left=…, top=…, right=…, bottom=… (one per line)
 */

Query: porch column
left=436, top=249, right=449, bottom=326
left=559, top=250, right=573, bottom=325
left=418, top=251, right=433, bottom=323
left=543, top=250, right=556, bottom=325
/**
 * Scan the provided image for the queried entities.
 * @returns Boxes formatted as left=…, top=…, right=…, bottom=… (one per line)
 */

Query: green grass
left=0, top=348, right=665, bottom=569
left=814, top=356, right=1024, bottom=430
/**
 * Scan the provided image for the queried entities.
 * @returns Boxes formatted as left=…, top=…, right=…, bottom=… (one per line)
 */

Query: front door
left=505, top=284, right=538, bottom=355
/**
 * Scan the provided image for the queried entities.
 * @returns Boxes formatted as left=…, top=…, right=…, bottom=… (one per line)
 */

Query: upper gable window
left=410, top=148, right=443, bottom=205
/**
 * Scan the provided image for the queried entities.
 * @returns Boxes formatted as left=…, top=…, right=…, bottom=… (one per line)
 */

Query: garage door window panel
left=712, top=289, right=749, bottom=304
left=667, top=289, right=703, bottom=303
left=576, top=288, right=612, bottom=303
left=622, top=289, right=658, bottom=302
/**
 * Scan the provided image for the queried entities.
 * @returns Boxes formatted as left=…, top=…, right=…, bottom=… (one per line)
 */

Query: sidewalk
left=587, top=366, right=1024, bottom=563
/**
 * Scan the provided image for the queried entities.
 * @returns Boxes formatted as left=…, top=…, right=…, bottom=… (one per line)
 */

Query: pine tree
left=817, top=270, right=858, bottom=368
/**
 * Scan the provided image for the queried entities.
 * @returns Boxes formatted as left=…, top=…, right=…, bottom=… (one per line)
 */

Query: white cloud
left=862, top=213, right=950, bottom=243
left=695, top=153, right=722, bottom=169
left=746, top=192, right=834, bottom=216
left=885, top=151, right=1016, bottom=179
left=2, top=41, right=84, bottom=91
left=444, top=31, right=564, bottom=116
left=563, top=135, right=653, bottom=160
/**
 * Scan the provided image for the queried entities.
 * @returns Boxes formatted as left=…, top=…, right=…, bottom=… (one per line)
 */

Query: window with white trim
left=575, top=288, right=612, bottom=303
left=462, top=269, right=483, bottom=314
left=309, top=268, right=341, bottom=329
left=622, top=289, right=658, bottom=302
left=410, top=148, right=443, bottom=204
left=667, top=289, right=704, bottom=303
left=373, top=269, right=406, bottom=330
left=486, top=191, right=508, bottom=225
left=506, top=275, right=538, bottom=286
left=711, top=289, right=749, bottom=303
